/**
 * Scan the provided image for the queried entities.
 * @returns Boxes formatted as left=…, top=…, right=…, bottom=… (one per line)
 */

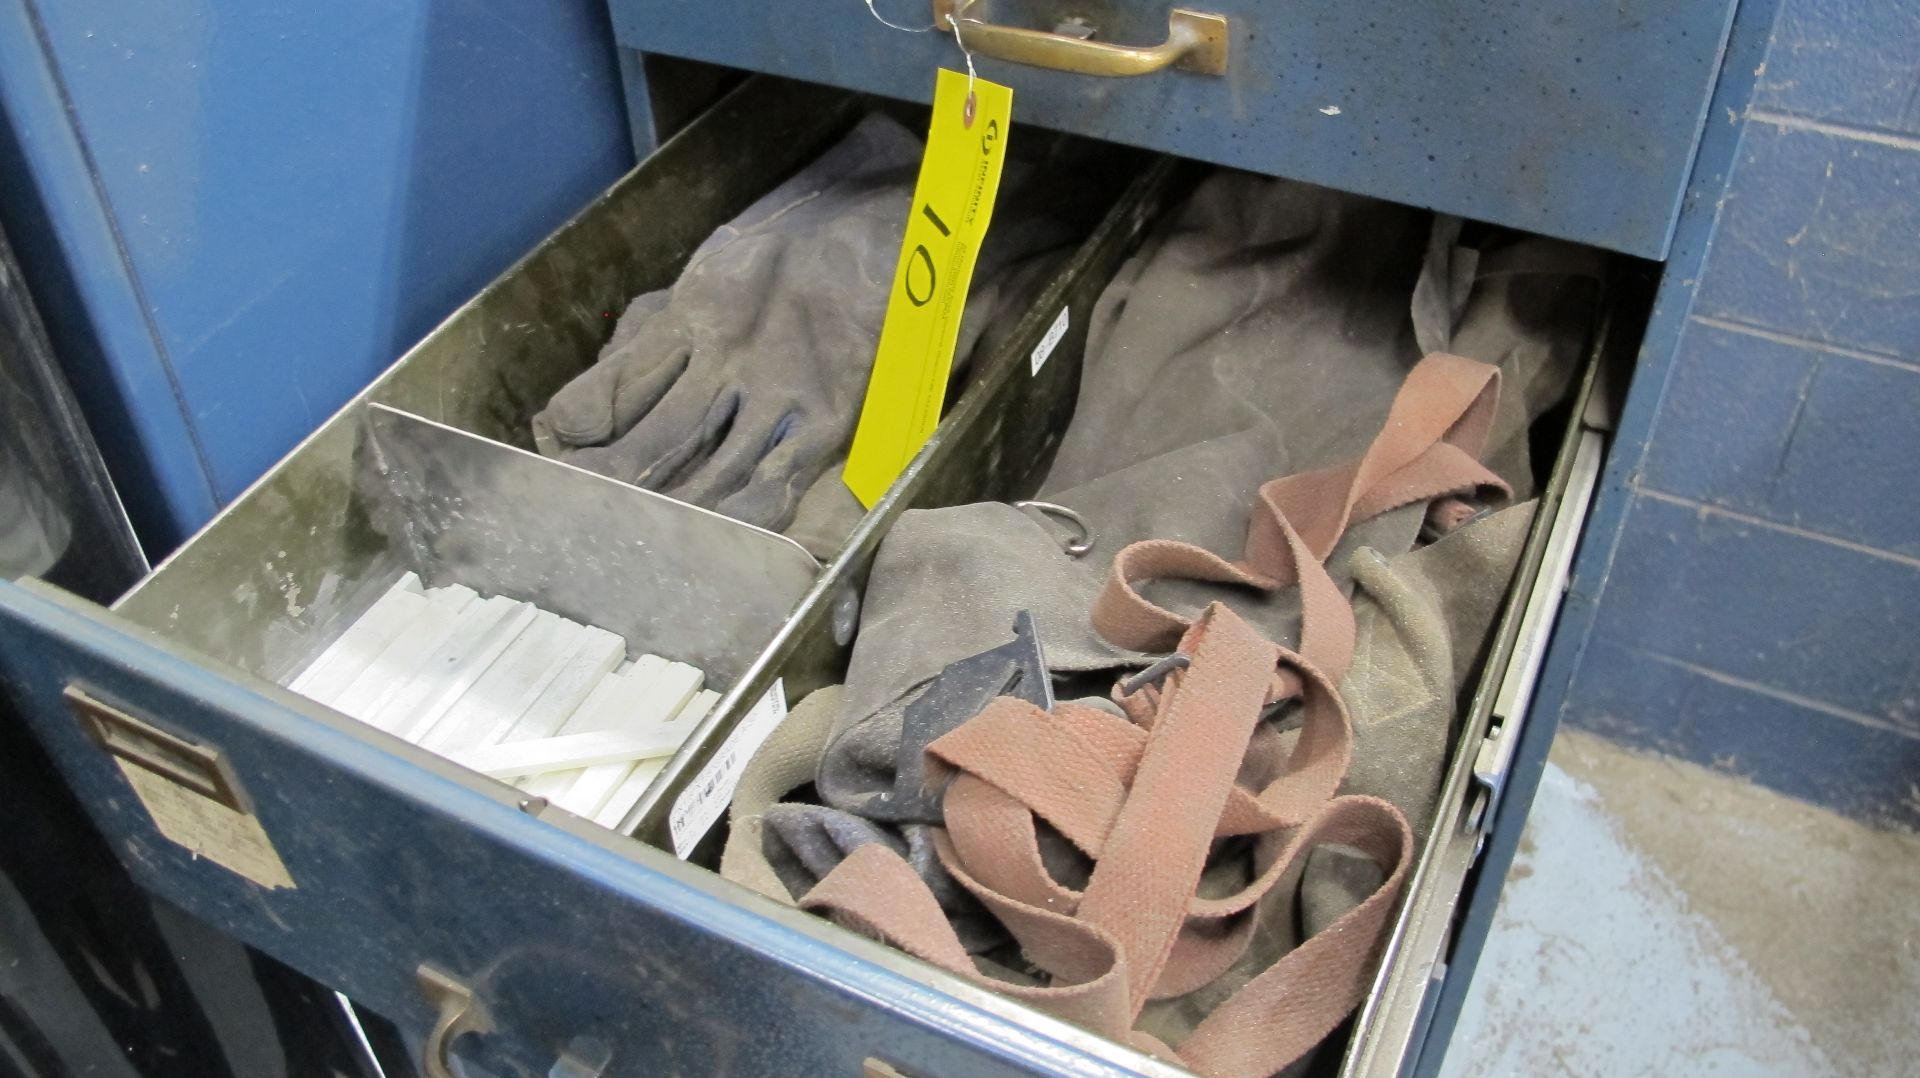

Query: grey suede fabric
left=1411, top=215, right=1475, bottom=359
left=533, top=114, right=923, bottom=526
left=814, top=174, right=1597, bottom=817
left=725, top=503, right=1541, bottom=1047
left=779, top=251, right=1081, bottom=560
left=723, top=172, right=1600, bottom=1017
left=534, top=113, right=1097, bottom=537
left=720, top=684, right=843, bottom=904
left=722, top=685, right=1024, bottom=951
left=1295, top=502, right=1536, bottom=939
left=1090, top=502, right=1538, bottom=1049
left=817, top=174, right=1427, bottom=814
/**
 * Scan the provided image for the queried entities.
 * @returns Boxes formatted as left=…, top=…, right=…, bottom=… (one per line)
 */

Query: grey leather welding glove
left=759, top=805, right=1012, bottom=952
left=534, top=113, right=1097, bottom=534
left=532, top=114, right=923, bottom=530
left=720, top=685, right=1010, bottom=949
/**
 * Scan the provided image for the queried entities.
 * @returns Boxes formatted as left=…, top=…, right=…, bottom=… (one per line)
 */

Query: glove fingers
left=533, top=313, right=689, bottom=451
left=713, top=422, right=845, bottom=533
left=664, top=404, right=782, bottom=514
left=559, top=373, right=728, bottom=489
left=634, top=386, right=741, bottom=491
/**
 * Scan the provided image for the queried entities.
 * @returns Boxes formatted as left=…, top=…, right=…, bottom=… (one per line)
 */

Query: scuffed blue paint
left=613, top=0, right=1738, bottom=258
left=0, top=0, right=632, bottom=550
left=1695, top=119, right=1920, bottom=360
left=1645, top=319, right=1920, bottom=558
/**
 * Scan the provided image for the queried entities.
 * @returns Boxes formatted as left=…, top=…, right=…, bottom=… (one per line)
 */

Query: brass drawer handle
left=932, top=1, right=1229, bottom=77
left=417, top=964, right=493, bottom=1078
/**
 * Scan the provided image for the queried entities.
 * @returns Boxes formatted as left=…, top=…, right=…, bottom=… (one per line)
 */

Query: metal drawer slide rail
left=1341, top=292, right=1625, bottom=1077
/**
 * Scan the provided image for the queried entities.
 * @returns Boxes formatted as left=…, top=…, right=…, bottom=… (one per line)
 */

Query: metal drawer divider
left=628, top=156, right=1193, bottom=847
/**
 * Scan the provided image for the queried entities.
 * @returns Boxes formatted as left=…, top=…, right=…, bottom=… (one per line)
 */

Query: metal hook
left=1013, top=500, right=1094, bottom=557
left=1120, top=652, right=1190, bottom=696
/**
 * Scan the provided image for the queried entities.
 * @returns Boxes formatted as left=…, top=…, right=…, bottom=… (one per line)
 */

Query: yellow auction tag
left=843, top=69, right=1013, bottom=507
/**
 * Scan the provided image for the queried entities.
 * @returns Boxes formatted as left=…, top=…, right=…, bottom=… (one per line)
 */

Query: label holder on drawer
left=67, top=685, right=296, bottom=890
left=68, top=685, right=250, bottom=812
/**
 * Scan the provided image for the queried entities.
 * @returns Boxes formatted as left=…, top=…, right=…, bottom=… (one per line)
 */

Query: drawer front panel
left=0, top=582, right=1165, bottom=1078
left=613, top=0, right=1735, bottom=259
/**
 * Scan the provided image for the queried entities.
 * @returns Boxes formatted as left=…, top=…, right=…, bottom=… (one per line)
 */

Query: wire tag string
left=860, top=0, right=984, bottom=125
left=861, top=0, right=933, bottom=32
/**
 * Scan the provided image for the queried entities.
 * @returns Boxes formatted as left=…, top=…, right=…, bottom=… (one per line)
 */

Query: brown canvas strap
left=801, top=354, right=1507, bottom=1076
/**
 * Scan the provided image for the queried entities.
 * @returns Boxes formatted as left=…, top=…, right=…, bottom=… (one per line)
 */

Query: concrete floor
left=1441, top=728, right=1920, bottom=1077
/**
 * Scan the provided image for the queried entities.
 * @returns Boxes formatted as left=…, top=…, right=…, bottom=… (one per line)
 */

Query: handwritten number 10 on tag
left=844, top=69, right=1013, bottom=508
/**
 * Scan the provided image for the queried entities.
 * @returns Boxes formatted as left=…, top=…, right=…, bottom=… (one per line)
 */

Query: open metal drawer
left=612, top=0, right=1736, bottom=259
left=0, top=73, right=1176, bottom=1077
left=0, top=586, right=1181, bottom=1076
left=0, top=76, right=1625, bottom=1078
left=626, top=259, right=1627, bottom=1078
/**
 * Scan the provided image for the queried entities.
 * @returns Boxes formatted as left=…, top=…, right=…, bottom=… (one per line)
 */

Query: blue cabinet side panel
left=0, top=0, right=631, bottom=551
left=0, top=1, right=221, bottom=547
left=1558, top=0, right=1920, bottom=826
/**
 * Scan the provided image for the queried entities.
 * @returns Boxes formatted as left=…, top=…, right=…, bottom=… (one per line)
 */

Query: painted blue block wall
left=0, top=1, right=632, bottom=552
left=1564, top=0, right=1920, bottom=827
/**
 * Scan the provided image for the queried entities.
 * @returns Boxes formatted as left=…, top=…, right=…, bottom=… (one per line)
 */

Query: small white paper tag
left=1031, top=306, right=1070, bottom=376
left=669, top=679, right=788, bottom=858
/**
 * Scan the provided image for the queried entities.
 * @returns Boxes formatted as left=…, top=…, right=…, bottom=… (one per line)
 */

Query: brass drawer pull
left=417, top=964, right=493, bottom=1078
left=932, top=1, right=1228, bottom=77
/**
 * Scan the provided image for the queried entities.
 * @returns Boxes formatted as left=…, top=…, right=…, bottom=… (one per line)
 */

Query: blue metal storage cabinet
left=5, top=0, right=1913, bottom=1073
